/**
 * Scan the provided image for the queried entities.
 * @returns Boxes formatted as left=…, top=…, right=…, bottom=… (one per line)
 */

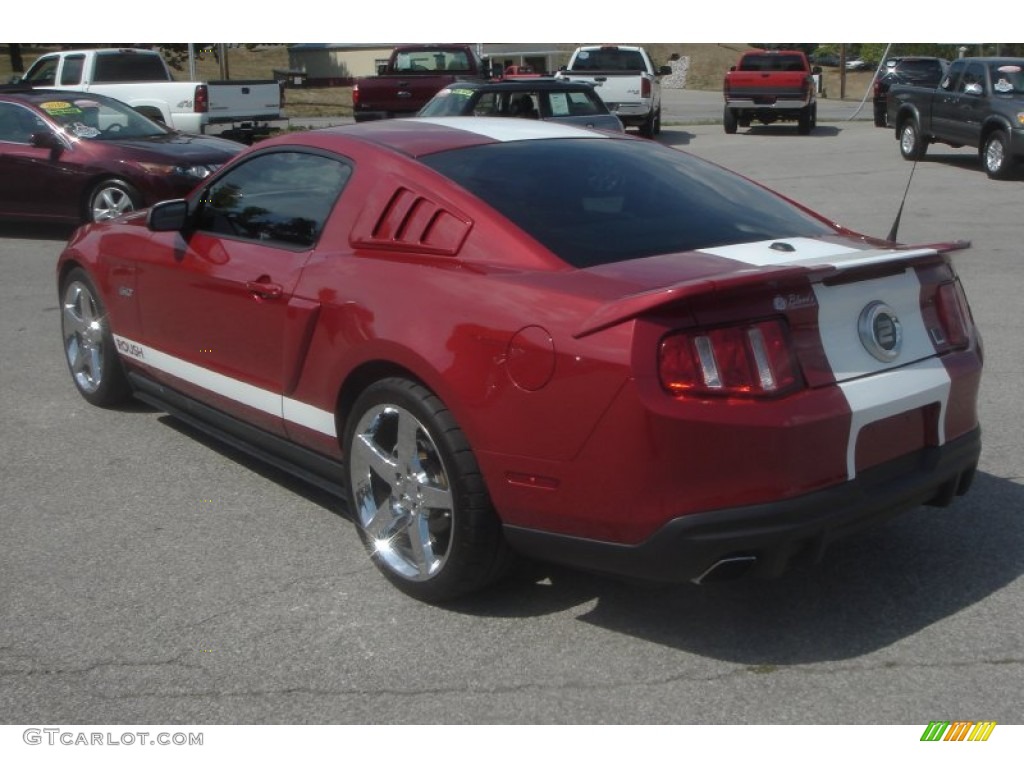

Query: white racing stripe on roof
left=113, top=334, right=337, bottom=438
left=699, top=237, right=936, bottom=268
left=410, top=116, right=605, bottom=142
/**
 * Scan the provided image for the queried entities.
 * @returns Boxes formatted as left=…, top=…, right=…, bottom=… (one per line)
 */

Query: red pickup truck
left=723, top=49, right=818, bottom=135
left=352, top=44, right=490, bottom=122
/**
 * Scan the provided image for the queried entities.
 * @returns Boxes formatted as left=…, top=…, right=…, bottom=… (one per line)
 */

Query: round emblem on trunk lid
left=858, top=301, right=902, bottom=362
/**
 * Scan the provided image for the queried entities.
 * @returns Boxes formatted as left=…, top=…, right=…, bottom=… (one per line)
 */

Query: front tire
left=344, top=378, right=510, bottom=602
left=87, top=179, right=141, bottom=223
left=982, top=130, right=1013, bottom=179
left=899, top=119, right=927, bottom=160
left=60, top=268, right=131, bottom=407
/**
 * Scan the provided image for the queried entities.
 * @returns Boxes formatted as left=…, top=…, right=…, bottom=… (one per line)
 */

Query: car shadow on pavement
left=455, top=471, right=1024, bottom=664
left=656, top=128, right=698, bottom=146
left=0, top=222, right=77, bottom=242
left=150, top=410, right=1022, bottom=665
left=741, top=125, right=842, bottom=138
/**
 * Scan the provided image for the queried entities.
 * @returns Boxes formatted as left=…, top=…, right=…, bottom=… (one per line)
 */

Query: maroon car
left=57, top=118, right=982, bottom=603
left=0, top=87, right=242, bottom=223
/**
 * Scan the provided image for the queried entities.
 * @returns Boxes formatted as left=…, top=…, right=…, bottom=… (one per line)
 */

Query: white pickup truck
left=555, top=45, right=670, bottom=137
left=18, top=48, right=283, bottom=142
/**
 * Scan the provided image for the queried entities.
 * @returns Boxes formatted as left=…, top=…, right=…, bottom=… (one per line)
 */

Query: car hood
left=81, top=132, right=243, bottom=164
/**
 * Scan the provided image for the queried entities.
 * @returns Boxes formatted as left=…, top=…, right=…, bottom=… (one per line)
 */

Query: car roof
left=261, top=116, right=625, bottom=159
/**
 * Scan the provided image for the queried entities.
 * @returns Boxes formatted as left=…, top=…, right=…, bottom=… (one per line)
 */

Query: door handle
left=245, top=279, right=283, bottom=299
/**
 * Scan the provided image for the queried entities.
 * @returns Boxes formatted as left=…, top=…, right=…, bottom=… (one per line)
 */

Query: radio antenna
left=887, top=156, right=918, bottom=243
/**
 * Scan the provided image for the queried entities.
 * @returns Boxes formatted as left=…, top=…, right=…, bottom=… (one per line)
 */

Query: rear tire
left=873, top=103, right=887, bottom=128
left=797, top=105, right=813, bottom=135
left=723, top=106, right=738, bottom=134
left=344, top=378, right=511, bottom=603
left=639, top=107, right=660, bottom=138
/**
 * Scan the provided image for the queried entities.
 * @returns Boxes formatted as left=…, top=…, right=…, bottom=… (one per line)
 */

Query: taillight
left=933, top=281, right=970, bottom=350
left=641, top=78, right=651, bottom=98
left=194, top=84, right=208, bottom=113
left=659, top=319, right=803, bottom=398
left=352, top=83, right=361, bottom=107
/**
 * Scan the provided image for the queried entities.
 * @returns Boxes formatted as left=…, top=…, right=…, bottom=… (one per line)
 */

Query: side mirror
left=30, top=131, right=64, bottom=150
left=729, top=65, right=737, bottom=72
left=8, top=74, right=23, bottom=84
left=658, top=65, right=672, bottom=76
left=812, top=66, right=823, bottom=75
left=148, top=199, right=189, bottom=232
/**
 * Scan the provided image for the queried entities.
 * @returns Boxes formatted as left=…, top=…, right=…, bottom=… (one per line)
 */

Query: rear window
left=93, top=52, right=169, bottom=83
left=420, top=138, right=835, bottom=268
left=738, top=54, right=806, bottom=72
left=394, top=49, right=472, bottom=73
left=569, top=48, right=646, bottom=72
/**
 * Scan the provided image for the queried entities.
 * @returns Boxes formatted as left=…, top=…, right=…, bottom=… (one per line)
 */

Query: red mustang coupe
left=57, top=118, right=983, bottom=602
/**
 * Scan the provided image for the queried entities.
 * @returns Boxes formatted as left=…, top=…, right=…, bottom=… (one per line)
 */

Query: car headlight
left=138, top=163, right=219, bottom=179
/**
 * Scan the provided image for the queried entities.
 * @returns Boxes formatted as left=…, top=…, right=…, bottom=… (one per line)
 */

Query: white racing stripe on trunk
left=809, top=270, right=951, bottom=480
left=699, top=237, right=936, bottom=269
left=113, top=335, right=337, bottom=438
left=813, top=269, right=936, bottom=381
left=838, top=359, right=949, bottom=480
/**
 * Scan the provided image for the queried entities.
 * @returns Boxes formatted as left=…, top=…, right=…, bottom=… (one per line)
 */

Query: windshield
left=421, top=138, right=836, bottom=268
left=419, top=87, right=477, bottom=117
left=990, top=63, right=1024, bottom=94
left=35, top=95, right=169, bottom=140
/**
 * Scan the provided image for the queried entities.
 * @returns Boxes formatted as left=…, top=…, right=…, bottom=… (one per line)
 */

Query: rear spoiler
left=574, top=240, right=970, bottom=339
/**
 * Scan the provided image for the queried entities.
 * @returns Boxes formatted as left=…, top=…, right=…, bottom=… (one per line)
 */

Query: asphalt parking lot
left=1, top=117, right=1022, bottom=726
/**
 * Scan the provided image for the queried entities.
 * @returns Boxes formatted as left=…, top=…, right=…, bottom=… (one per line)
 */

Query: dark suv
left=873, top=57, right=949, bottom=126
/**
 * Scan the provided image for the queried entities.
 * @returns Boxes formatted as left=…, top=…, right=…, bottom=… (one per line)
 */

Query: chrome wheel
left=899, top=120, right=926, bottom=160
left=349, top=403, right=455, bottom=582
left=344, top=378, right=510, bottom=602
left=60, top=269, right=130, bottom=406
left=89, top=182, right=138, bottom=222
left=983, top=131, right=1010, bottom=179
left=62, top=279, right=107, bottom=395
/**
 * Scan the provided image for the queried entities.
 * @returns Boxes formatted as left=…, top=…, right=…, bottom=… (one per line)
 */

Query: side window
left=472, top=92, right=499, bottom=116
left=0, top=103, right=46, bottom=144
left=23, top=56, right=59, bottom=86
left=60, top=55, right=85, bottom=86
left=194, top=151, right=352, bottom=249
left=940, top=60, right=964, bottom=92
left=960, top=62, right=986, bottom=95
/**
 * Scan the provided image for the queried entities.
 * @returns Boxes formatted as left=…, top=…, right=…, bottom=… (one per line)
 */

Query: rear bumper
left=503, top=427, right=980, bottom=584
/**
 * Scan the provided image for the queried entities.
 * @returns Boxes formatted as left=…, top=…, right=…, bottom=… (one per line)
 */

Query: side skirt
left=128, top=371, right=348, bottom=502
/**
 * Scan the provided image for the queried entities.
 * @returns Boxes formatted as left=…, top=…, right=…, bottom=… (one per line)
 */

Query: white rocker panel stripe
left=113, top=335, right=337, bottom=438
